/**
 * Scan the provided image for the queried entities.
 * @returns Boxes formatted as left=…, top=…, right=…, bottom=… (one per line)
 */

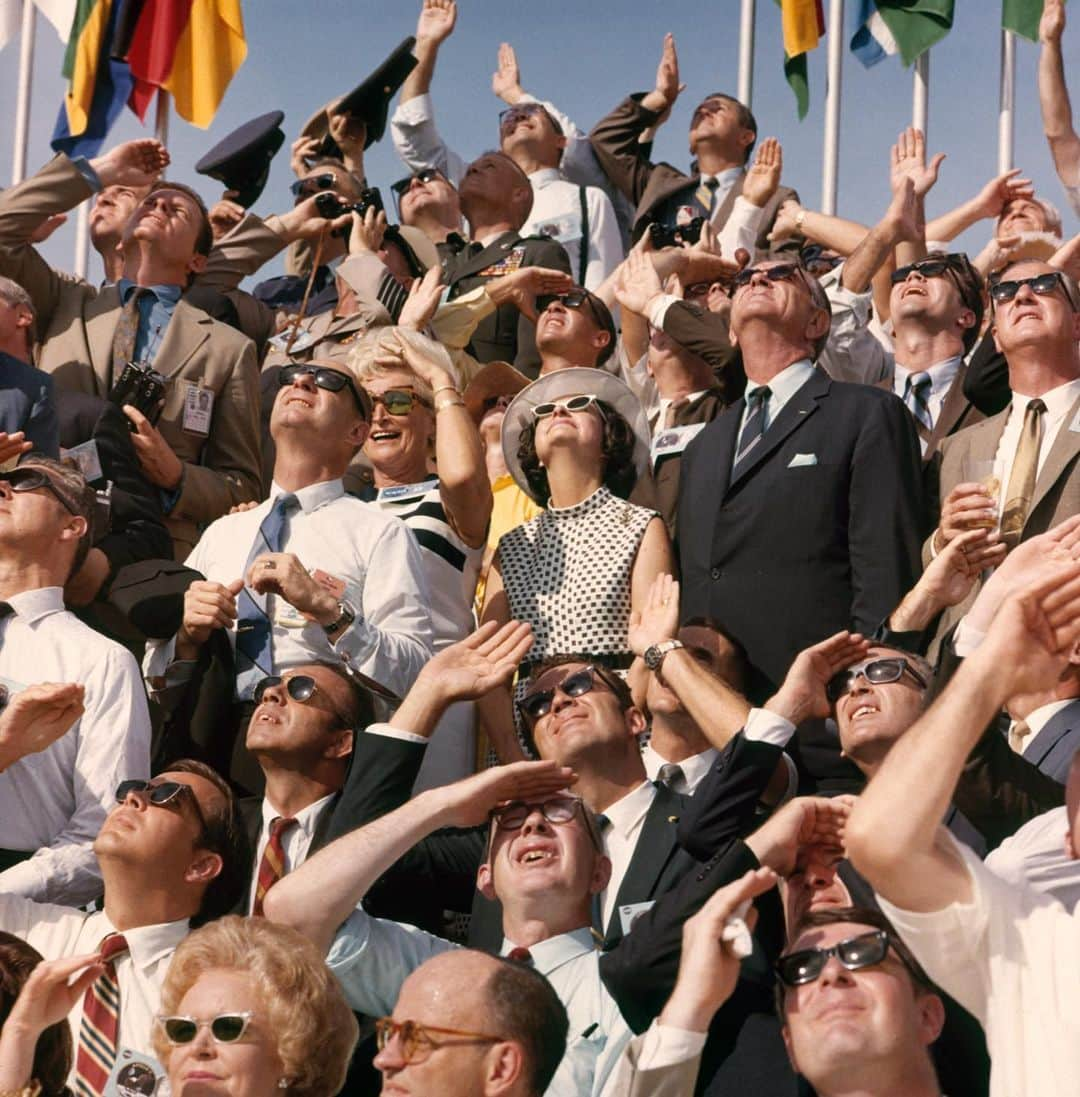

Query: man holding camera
left=0, top=140, right=262, bottom=558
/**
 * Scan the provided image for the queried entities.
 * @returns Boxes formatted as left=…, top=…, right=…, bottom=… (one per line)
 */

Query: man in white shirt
left=0, top=455, right=151, bottom=906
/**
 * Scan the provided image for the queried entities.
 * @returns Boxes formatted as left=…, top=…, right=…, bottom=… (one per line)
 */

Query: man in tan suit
left=0, top=140, right=262, bottom=557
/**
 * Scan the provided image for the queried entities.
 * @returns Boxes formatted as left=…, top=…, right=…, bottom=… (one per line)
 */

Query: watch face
left=644, top=647, right=662, bottom=671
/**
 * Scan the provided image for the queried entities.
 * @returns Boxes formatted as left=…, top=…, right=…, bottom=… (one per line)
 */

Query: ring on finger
left=263, top=560, right=276, bottom=570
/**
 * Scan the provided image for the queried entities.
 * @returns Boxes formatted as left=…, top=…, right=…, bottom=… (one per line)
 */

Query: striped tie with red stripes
left=253, top=815, right=298, bottom=916
left=75, top=932, right=129, bottom=1096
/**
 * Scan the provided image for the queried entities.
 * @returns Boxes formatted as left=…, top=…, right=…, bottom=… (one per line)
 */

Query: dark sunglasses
left=0, top=467, right=76, bottom=514
left=390, top=167, right=445, bottom=196
left=989, top=271, right=1077, bottom=308
left=889, top=256, right=966, bottom=286
left=158, top=1012, right=254, bottom=1045
left=732, top=263, right=802, bottom=290
left=115, top=779, right=206, bottom=830
left=684, top=280, right=723, bottom=299
left=375, top=1018, right=504, bottom=1065
left=278, top=364, right=368, bottom=417
left=517, top=665, right=613, bottom=723
left=800, top=245, right=843, bottom=273
left=498, top=102, right=562, bottom=135
left=776, top=930, right=904, bottom=987
left=366, top=387, right=432, bottom=416
left=537, top=290, right=603, bottom=324
left=825, top=657, right=928, bottom=704
left=253, top=674, right=351, bottom=726
left=290, top=172, right=338, bottom=199
left=531, top=394, right=606, bottom=421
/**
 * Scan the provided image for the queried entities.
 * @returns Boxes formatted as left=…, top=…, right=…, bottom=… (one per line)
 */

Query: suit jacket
left=0, top=154, right=262, bottom=557
left=589, top=95, right=796, bottom=251
left=962, top=329, right=1011, bottom=417
left=0, top=351, right=58, bottom=455
left=608, top=1034, right=702, bottom=1097
left=440, top=231, right=571, bottom=377
left=1023, top=699, right=1080, bottom=783
left=677, top=368, right=924, bottom=701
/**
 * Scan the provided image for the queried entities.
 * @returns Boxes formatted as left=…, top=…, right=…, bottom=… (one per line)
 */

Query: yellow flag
left=163, top=0, right=246, bottom=128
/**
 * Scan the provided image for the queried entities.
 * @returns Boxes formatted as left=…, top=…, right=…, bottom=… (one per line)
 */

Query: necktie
left=506, top=946, right=533, bottom=964
left=1007, top=719, right=1032, bottom=755
left=733, top=386, right=771, bottom=472
left=661, top=398, right=687, bottom=431
left=75, top=932, right=129, bottom=1097
left=252, top=815, right=299, bottom=916
left=695, top=176, right=720, bottom=219
left=110, top=288, right=149, bottom=386
left=590, top=814, right=611, bottom=934
left=1000, top=398, right=1047, bottom=549
left=657, top=762, right=686, bottom=793
left=235, top=493, right=299, bottom=699
left=902, top=371, right=934, bottom=434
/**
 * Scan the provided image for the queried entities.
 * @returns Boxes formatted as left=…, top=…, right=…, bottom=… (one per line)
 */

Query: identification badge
left=61, top=438, right=104, bottom=483
left=182, top=383, right=213, bottom=435
left=651, top=422, right=706, bottom=468
left=103, top=1045, right=169, bottom=1096
left=268, top=327, right=317, bottom=354
left=619, top=900, right=656, bottom=936
left=535, top=212, right=582, bottom=246
left=377, top=480, right=437, bottom=504
left=479, top=245, right=527, bottom=277
left=274, top=597, right=309, bottom=629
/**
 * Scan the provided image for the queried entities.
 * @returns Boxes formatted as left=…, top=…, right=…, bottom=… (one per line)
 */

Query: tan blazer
left=0, top=154, right=262, bottom=557
left=607, top=1031, right=702, bottom=1097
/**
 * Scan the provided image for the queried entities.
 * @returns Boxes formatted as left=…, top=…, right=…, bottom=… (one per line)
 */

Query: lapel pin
left=667, top=815, right=678, bottom=823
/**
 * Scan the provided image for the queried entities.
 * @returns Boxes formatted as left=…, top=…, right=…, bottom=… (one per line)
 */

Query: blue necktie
left=902, top=371, right=933, bottom=432
left=235, top=493, right=298, bottom=699
left=733, top=386, right=771, bottom=472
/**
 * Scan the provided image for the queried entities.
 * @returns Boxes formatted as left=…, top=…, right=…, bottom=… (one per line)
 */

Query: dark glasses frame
left=889, top=254, right=968, bottom=287
left=825, top=657, right=928, bottom=704
left=498, top=102, right=562, bottom=135
left=290, top=172, right=339, bottom=199
left=279, top=364, right=369, bottom=418
left=0, top=467, right=77, bottom=515
left=253, top=673, right=353, bottom=728
left=536, top=289, right=606, bottom=328
left=517, top=664, right=615, bottom=724
left=531, top=394, right=607, bottom=422
left=115, top=779, right=207, bottom=832
left=375, top=1017, right=505, bottom=1064
left=158, top=1012, right=255, bottom=1045
left=989, top=270, right=1080, bottom=310
left=731, top=262, right=804, bottom=291
left=365, top=387, right=433, bottom=417
left=776, top=929, right=907, bottom=987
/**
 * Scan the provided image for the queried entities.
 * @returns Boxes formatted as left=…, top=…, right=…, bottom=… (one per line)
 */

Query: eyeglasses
left=517, top=664, right=614, bottom=723
left=278, top=364, right=368, bottom=417
left=800, top=245, right=843, bottom=274
left=158, top=1012, right=254, bottom=1045
left=776, top=930, right=906, bottom=987
left=498, top=102, right=562, bottom=135
left=537, top=290, right=607, bottom=328
left=253, top=674, right=352, bottom=727
left=825, top=657, right=928, bottom=704
left=114, top=779, right=207, bottom=831
left=684, top=281, right=720, bottom=299
left=531, top=394, right=607, bottom=421
left=0, top=467, right=77, bottom=514
left=989, top=271, right=1078, bottom=309
left=391, top=167, right=445, bottom=195
left=375, top=1018, right=504, bottom=1065
left=290, top=172, right=339, bottom=199
left=491, top=795, right=583, bottom=830
left=731, top=263, right=803, bottom=290
left=366, top=387, right=432, bottom=416
left=889, top=256, right=967, bottom=286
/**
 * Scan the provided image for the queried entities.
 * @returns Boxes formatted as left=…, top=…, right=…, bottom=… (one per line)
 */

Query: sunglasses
left=114, top=779, right=207, bottom=831
left=0, top=467, right=76, bottom=514
left=366, top=387, right=432, bottom=416
left=253, top=674, right=351, bottom=726
left=731, top=263, right=803, bottom=290
left=825, top=657, right=928, bottom=704
left=375, top=1018, right=504, bottom=1064
left=776, top=930, right=908, bottom=987
left=290, top=172, right=338, bottom=199
left=800, top=245, right=843, bottom=274
left=989, top=271, right=1077, bottom=308
left=537, top=290, right=605, bottom=325
left=517, top=664, right=614, bottom=724
left=684, top=281, right=722, bottom=299
left=498, top=102, right=562, bottom=135
left=158, top=1012, right=254, bottom=1045
left=278, top=364, right=368, bottom=417
left=889, top=256, right=966, bottom=286
left=531, top=394, right=607, bottom=422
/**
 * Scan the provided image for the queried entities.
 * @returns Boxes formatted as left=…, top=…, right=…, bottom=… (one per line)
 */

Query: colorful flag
left=162, top=0, right=246, bottom=128
left=121, top=0, right=195, bottom=121
left=1002, top=0, right=1047, bottom=42
left=51, top=0, right=134, bottom=157
left=779, top=0, right=825, bottom=120
left=849, top=0, right=955, bottom=68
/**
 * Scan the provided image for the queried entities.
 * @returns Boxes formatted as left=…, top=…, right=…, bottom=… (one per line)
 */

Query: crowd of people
left=0, top=0, right=1079, bottom=1093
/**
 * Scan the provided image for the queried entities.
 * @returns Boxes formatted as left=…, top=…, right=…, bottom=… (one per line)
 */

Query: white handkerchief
left=787, top=452, right=818, bottom=468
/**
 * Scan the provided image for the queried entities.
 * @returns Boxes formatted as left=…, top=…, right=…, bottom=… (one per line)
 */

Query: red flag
left=125, top=0, right=194, bottom=121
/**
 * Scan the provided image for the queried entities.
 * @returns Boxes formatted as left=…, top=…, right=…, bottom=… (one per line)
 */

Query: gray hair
left=0, top=276, right=34, bottom=320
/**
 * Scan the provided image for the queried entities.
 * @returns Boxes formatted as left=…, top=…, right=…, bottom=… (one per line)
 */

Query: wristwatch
left=643, top=639, right=684, bottom=671
left=323, top=599, right=356, bottom=638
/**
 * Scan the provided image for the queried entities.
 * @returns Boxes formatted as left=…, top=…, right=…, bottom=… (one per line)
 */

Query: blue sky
left=0, top=0, right=1076, bottom=279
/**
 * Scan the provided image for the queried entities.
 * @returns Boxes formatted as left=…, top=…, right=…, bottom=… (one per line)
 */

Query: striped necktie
left=75, top=932, right=129, bottom=1096
left=1000, top=398, right=1047, bottom=550
left=110, top=288, right=149, bottom=386
left=252, top=815, right=298, bottom=916
left=235, top=493, right=299, bottom=699
left=732, top=386, right=771, bottom=472
left=902, top=371, right=933, bottom=433
left=695, top=176, right=720, bottom=218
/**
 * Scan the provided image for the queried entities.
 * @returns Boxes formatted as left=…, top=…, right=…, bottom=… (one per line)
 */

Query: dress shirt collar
left=1020, top=698, right=1076, bottom=738
left=98, top=915, right=191, bottom=972
left=260, top=791, right=335, bottom=835
left=6, top=586, right=66, bottom=626
left=1009, top=376, right=1080, bottom=421
left=528, top=167, right=563, bottom=188
left=701, top=166, right=742, bottom=191
left=641, top=742, right=718, bottom=789
left=601, top=780, right=656, bottom=840
left=116, top=279, right=183, bottom=307
left=893, top=354, right=962, bottom=400
left=500, top=927, right=596, bottom=974
left=656, top=390, right=709, bottom=415
left=267, top=478, right=344, bottom=515
left=745, top=357, right=815, bottom=406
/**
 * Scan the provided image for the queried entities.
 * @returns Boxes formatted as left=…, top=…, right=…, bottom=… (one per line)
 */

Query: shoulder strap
left=578, top=186, right=589, bottom=286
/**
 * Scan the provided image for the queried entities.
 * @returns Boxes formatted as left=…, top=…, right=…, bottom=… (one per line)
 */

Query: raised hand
left=346, top=205, right=387, bottom=256
left=0, top=683, right=85, bottom=767
left=1040, top=0, right=1066, bottom=44
left=417, top=0, right=457, bottom=45
left=208, top=197, right=245, bottom=241
left=745, top=795, right=855, bottom=878
left=278, top=192, right=353, bottom=242
left=90, top=139, right=169, bottom=188
left=485, top=265, right=574, bottom=321
left=766, top=632, right=871, bottom=724
left=290, top=135, right=321, bottom=179
left=972, top=168, right=1036, bottom=220
left=743, top=137, right=783, bottom=208
left=882, top=177, right=921, bottom=244
left=28, top=212, right=67, bottom=244
left=4, top=952, right=104, bottom=1038
left=0, top=431, right=33, bottom=466
left=435, top=759, right=576, bottom=828
left=328, top=111, right=367, bottom=165
left=178, top=578, right=244, bottom=654
left=614, top=246, right=665, bottom=316
left=628, top=573, right=679, bottom=657
left=413, top=620, right=534, bottom=705
left=492, top=41, right=523, bottom=103
left=646, top=33, right=685, bottom=112
left=398, top=265, right=445, bottom=330
left=245, top=552, right=338, bottom=624
left=890, top=126, right=944, bottom=199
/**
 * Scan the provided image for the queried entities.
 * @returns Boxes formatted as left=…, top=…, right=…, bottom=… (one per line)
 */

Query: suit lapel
left=85, top=287, right=123, bottom=397
left=153, top=299, right=212, bottom=381
left=1026, top=704, right=1079, bottom=769
left=924, top=366, right=973, bottom=459
left=1030, top=393, right=1080, bottom=517
left=960, top=406, right=1009, bottom=464
left=711, top=170, right=745, bottom=228
left=309, top=795, right=339, bottom=856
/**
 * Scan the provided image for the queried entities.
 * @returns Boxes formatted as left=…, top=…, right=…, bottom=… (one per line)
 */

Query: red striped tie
left=75, top=932, right=129, bottom=1096
left=253, top=816, right=298, bottom=916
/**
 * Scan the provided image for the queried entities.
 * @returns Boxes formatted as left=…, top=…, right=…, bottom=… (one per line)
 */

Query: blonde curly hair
left=347, top=325, right=457, bottom=404
left=154, top=916, right=358, bottom=1097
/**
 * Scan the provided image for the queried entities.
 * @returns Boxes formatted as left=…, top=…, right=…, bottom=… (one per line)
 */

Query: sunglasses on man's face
left=114, top=779, right=206, bottom=831
left=731, top=263, right=803, bottom=290
left=889, top=257, right=965, bottom=286
left=391, top=168, right=445, bottom=196
left=366, top=388, right=432, bottom=417
left=825, top=657, right=928, bottom=704
left=800, top=245, right=843, bottom=274
left=989, top=271, right=1077, bottom=308
left=531, top=394, right=607, bottom=422
left=537, top=290, right=603, bottom=325
left=253, top=674, right=351, bottom=726
left=290, top=172, right=338, bottom=199
left=158, top=1012, right=254, bottom=1045
left=498, top=102, right=561, bottom=135
left=776, top=930, right=902, bottom=987
left=0, top=467, right=76, bottom=514
left=278, top=364, right=368, bottom=417
left=517, top=665, right=613, bottom=724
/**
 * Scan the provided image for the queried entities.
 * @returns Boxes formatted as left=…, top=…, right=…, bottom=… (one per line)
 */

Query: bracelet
left=435, top=397, right=466, bottom=412
left=432, top=384, right=459, bottom=398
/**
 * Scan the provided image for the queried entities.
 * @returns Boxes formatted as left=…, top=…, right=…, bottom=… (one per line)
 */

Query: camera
left=110, top=361, right=167, bottom=430
left=648, top=217, right=706, bottom=249
left=315, top=187, right=384, bottom=221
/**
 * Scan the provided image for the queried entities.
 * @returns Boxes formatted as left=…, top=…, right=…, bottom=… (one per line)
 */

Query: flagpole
left=12, top=0, right=37, bottom=184
left=737, top=0, right=755, bottom=107
left=821, top=0, right=845, bottom=216
left=912, top=51, right=929, bottom=140
left=998, top=29, right=1016, bottom=173
left=155, top=90, right=171, bottom=146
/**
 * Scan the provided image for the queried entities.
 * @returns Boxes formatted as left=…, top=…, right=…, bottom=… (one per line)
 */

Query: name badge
left=268, top=327, right=317, bottom=354
left=619, top=900, right=656, bottom=936
left=377, top=480, right=437, bottom=503
left=651, top=422, right=706, bottom=468
left=535, top=212, right=582, bottom=246
left=182, top=382, right=214, bottom=435
left=103, top=1046, right=169, bottom=1096
left=479, top=245, right=527, bottom=277
left=61, top=438, right=104, bottom=483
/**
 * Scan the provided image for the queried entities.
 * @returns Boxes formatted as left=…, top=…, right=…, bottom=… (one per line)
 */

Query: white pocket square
left=787, top=453, right=818, bottom=467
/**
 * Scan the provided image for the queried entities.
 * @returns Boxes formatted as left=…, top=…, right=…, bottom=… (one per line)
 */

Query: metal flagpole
left=998, top=29, right=1016, bottom=173
left=821, top=0, right=845, bottom=215
left=738, top=0, right=756, bottom=107
left=913, top=51, right=930, bottom=139
left=155, top=89, right=171, bottom=145
left=12, top=0, right=37, bottom=184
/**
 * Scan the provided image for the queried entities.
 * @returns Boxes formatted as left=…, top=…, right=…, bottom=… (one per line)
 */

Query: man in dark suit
left=589, top=34, right=795, bottom=250
left=0, top=276, right=57, bottom=456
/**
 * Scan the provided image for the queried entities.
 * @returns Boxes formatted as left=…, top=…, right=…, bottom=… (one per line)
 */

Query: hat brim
left=500, top=368, right=650, bottom=503
left=462, top=361, right=530, bottom=424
